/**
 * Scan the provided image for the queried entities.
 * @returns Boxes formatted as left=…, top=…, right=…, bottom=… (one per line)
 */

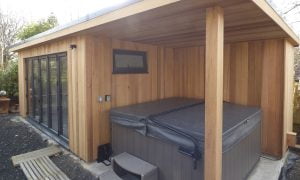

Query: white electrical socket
left=98, top=96, right=103, bottom=103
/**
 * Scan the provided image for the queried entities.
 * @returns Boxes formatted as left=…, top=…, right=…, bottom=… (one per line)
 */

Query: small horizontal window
left=113, top=49, right=148, bottom=74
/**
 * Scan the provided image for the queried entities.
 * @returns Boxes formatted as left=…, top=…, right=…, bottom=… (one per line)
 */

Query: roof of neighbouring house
left=10, top=0, right=300, bottom=51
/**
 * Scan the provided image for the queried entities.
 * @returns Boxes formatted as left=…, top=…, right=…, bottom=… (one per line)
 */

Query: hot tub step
left=112, top=152, right=158, bottom=180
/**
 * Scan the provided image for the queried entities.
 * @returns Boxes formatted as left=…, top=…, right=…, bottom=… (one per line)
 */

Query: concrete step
left=99, top=170, right=122, bottom=180
left=99, top=152, right=158, bottom=180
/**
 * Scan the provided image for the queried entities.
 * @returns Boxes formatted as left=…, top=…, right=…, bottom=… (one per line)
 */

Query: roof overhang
left=252, top=0, right=299, bottom=46
left=10, top=0, right=300, bottom=51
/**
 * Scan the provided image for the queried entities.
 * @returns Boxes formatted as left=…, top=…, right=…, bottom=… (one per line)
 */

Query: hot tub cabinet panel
left=112, top=122, right=261, bottom=180
left=111, top=99, right=261, bottom=180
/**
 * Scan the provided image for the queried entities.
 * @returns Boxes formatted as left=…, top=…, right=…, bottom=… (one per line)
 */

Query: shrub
left=0, top=61, right=18, bottom=97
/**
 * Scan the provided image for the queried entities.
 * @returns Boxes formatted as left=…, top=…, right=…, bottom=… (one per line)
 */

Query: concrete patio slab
left=248, top=155, right=287, bottom=180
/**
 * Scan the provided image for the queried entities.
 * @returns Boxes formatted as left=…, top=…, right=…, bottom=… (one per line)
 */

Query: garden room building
left=11, top=0, right=299, bottom=179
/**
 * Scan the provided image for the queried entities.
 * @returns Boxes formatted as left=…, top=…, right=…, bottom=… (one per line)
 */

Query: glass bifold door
left=26, top=52, right=68, bottom=142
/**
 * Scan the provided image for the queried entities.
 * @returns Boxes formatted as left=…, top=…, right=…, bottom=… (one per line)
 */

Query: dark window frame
left=25, top=52, right=68, bottom=144
left=113, top=49, right=148, bottom=74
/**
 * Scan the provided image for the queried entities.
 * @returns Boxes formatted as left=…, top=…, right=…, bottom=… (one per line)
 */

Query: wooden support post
left=283, top=39, right=295, bottom=153
left=18, top=53, right=27, bottom=117
left=287, top=132, right=297, bottom=147
left=205, top=6, right=224, bottom=180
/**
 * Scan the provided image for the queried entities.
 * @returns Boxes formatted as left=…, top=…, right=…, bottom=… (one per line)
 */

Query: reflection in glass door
left=32, top=58, right=41, bottom=122
left=40, top=56, right=48, bottom=126
left=59, top=54, right=68, bottom=138
left=26, top=60, right=33, bottom=118
left=26, top=52, right=68, bottom=142
left=49, top=55, right=59, bottom=133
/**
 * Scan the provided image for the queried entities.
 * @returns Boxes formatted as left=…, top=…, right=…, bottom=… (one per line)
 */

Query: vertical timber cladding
left=90, top=36, right=113, bottom=160
left=17, top=35, right=95, bottom=161
left=17, top=35, right=288, bottom=161
left=169, top=39, right=286, bottom=158
left=224, top=39, right=285, bottom=157
left=111, top=39, right=159, bottom=107
left=89, top=37, right=160, bottom=160
left=282, top=40, right=295, bottom=153
left=18, top=35, right=172, bottom=161
left=261, top=40, right=284, bottom=157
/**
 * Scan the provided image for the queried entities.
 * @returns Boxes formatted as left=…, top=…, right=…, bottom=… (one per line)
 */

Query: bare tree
left=0, top=11, right=21, bottom=66
left=267, top=0, right=300, bottom=81
left=267, top=0, right=300, bottom=26
left=283, top=2, right=300, bottom=15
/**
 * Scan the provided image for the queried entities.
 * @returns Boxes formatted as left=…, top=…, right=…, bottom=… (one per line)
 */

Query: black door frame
left=25, top=52, right=68, bottom=145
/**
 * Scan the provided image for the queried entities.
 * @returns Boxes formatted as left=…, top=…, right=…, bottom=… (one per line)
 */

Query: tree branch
left=291, top=20, right=300, bottom=24
left=283, top=3, right=300, bottom=14
left=0, top=11, right=22, bottom=64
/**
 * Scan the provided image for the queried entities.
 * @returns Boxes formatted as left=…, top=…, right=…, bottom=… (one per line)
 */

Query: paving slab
left=248, top=154, right=287, bottom=180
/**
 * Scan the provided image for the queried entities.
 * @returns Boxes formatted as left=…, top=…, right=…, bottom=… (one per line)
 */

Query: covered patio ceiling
left=85, top=0, right=297, bottom=48
left=11, top=0, right=299, bottom=51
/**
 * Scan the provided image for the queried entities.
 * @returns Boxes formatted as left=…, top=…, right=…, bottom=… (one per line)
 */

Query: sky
left=267, top=0, right=300, bottom=36
left=0, top=0, right=134, bottom=24
left=0, top=0, right=300, bottom=36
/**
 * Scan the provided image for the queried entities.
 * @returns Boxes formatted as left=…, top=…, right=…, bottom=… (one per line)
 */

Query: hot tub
left=111, top=98, right=261, bottom=180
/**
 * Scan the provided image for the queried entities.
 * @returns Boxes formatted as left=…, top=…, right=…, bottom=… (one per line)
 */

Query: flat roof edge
left=10, top=0, right=180, bottom=52
left=252, top=0, right=300, bottom=46
left=10, top=0, right=299, bottom=52
left=10, top=0, right=142, bottom=51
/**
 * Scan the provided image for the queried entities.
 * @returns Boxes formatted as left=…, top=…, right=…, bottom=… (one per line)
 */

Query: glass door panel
left=26, top=60, right=33, bottom=117
left=40, top=57, right=48, bottom=126
left=32, top=59, right=41, bottom=122
left=59, top=55, right=68, bottom=138
left=49, top=55, right=59, bottom=133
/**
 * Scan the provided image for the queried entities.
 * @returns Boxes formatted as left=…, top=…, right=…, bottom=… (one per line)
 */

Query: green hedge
left=0, top=61, right=18, bottom=97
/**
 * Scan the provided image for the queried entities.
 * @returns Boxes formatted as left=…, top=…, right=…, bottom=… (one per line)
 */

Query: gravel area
left=0, top=114, right=97, bottom=180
